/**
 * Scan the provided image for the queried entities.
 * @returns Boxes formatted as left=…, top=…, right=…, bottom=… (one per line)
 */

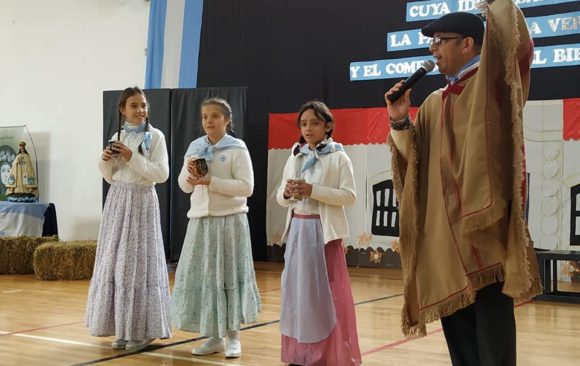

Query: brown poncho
left=388, top=0, right=542, bottom=338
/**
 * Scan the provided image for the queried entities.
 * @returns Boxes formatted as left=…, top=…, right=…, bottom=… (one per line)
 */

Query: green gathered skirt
left=170, top=213, right=261, bottom=337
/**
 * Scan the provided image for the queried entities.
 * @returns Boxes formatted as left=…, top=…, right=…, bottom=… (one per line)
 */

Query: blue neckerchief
left=296, top=138, right=344, bottom=173
left=446, top=55, right=480, bottom=85
left=123, top=122, right=152, bottom=154
left=184, top=134, right=246, bottom=161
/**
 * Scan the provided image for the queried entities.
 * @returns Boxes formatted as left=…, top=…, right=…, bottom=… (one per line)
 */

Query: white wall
left=0, top=0, right=150, bottom=240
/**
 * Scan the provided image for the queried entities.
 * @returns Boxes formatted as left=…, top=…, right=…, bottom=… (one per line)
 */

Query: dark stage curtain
left=169, top=87, right=247, bottom=261
left=102, top=89, right=172, bottom=258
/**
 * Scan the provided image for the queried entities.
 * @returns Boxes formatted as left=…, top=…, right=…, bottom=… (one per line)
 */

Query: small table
left=536, top=250, right=580, bottom=304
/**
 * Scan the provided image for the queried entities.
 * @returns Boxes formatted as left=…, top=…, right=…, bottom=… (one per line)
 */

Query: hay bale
left=0, top=236, right=59, bottom=274
left=33, top=241, right=97, bottom=280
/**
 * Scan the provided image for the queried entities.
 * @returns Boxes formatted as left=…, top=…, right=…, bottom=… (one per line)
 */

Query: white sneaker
left=111, top=339, right=127, bottom=350
left=192, top=337, right=225, bottom=356
left=125, top=338, right=155, bottom=352
left=225, top=331, right=241, bottom=358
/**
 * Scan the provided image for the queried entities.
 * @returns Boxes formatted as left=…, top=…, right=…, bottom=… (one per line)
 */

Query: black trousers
left=441, top=282, right=516, bottom=366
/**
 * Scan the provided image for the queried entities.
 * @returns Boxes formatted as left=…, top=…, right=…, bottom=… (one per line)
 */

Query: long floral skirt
left=85, top=181, right=172, bottom=340
left=170, top=213, right=261, bottom=338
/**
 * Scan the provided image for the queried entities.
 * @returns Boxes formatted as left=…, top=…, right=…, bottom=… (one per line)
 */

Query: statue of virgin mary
left=6, top=141, right=39, bottom=202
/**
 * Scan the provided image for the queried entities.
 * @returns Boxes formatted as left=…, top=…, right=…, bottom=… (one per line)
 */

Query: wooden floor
left=1, top=262, right=579, bottom=365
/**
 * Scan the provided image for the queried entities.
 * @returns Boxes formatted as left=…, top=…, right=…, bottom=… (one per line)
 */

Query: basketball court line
left=355, top=293, right=404, bottom=306
left=0, top=291, right=405, bottom=365
left=69, top=293, right=404, bottom=365
left=361, top=298, right=533, bottom=356
left=2, top=289, right=24, bottom=294
left=258, top=287, right=280, bottom=293
left=1, top=332, right=110, bottom=349
left=362, top=328, right=444, bottom=356
left=1, top=296, right=534, bottom=365
left=0, top=285, right=281, bottom=336
left=139, top=352, right=251, bottom=366
left=75, top=350, right=250, bottom=366
left=0, top=321, right=84, bottom=336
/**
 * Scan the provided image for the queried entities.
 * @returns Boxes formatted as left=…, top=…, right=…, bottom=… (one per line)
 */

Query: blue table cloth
left=0, top=202, right=50, bottom=237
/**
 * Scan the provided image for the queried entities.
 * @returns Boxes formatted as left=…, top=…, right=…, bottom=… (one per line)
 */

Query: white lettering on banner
left=553, top=47, right=580, bottom=63
left=533, top=50, right=548, bottom=64
left=364, top=64, right=382, bottom=77
left=385, top=60, right=425, bottom=75
left=457, top=0, right=478, bottom=12
left=418, top=33, right=431, bottom=46
left=350, top=44, right=579, bottom=80
left=390, top=12, right=579, bottom=50
left=562, top=16, right=580, bottom=31
left=548, top=16, right=580, bottom=32
left=408, top=2, right=450, bottom=19
left=408, top=0, right=578, bottom=23
left=548, top=18, right=561, bottom=32
left=352, top=1, right=580, bottom=82
left=390, top=33, right=412, bottom=47
left=529, top=22, right=542, bottom=35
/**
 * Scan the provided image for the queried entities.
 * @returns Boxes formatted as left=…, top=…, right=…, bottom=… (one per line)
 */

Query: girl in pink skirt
left=276, top=100, right=362, bottom=366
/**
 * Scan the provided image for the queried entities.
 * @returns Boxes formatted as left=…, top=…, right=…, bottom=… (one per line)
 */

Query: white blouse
left=292, top=149, right=321, bottom=215
left=98, top=126, right=169, bottom=186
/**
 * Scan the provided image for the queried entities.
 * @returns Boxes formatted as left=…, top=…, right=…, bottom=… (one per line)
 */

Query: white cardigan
left=276, top=149, right=356, bottom=244
left=178, top=146, right=254, bottom=218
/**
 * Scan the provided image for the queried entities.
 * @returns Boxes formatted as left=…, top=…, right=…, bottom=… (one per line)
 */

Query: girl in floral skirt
left=86, top=86, right=172, bottom=352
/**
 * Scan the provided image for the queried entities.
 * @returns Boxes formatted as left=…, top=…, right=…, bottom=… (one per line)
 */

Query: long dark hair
left=117, top=86, right=150, bottom=155
left=293, top=100, right=334, bottom=155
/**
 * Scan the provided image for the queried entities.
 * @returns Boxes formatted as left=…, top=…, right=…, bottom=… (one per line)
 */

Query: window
left=571, top=184, right=580, bottom=246
left=371, top=180, right=399, bottom=236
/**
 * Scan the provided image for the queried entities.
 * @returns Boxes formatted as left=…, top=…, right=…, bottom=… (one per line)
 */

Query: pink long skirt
left=281, top=239, right=362, bottom=366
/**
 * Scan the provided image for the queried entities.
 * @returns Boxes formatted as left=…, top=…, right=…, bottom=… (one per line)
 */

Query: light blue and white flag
left=0, top=202, right=48, bottom=237
left=145, top=0, right=204, bottom=88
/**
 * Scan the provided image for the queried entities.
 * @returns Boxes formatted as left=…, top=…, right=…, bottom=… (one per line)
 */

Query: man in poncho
left=385, top=0, right=541, bottom=364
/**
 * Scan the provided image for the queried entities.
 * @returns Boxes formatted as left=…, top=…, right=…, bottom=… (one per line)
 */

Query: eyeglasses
left=430, top=35, right=464, bottom=47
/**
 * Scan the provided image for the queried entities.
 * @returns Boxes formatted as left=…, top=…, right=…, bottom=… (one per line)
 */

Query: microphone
left=387, top=60, right=435, bottom=103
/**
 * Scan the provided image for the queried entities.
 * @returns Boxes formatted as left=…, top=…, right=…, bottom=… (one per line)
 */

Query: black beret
left=421, top=12, right=485, bottom=45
